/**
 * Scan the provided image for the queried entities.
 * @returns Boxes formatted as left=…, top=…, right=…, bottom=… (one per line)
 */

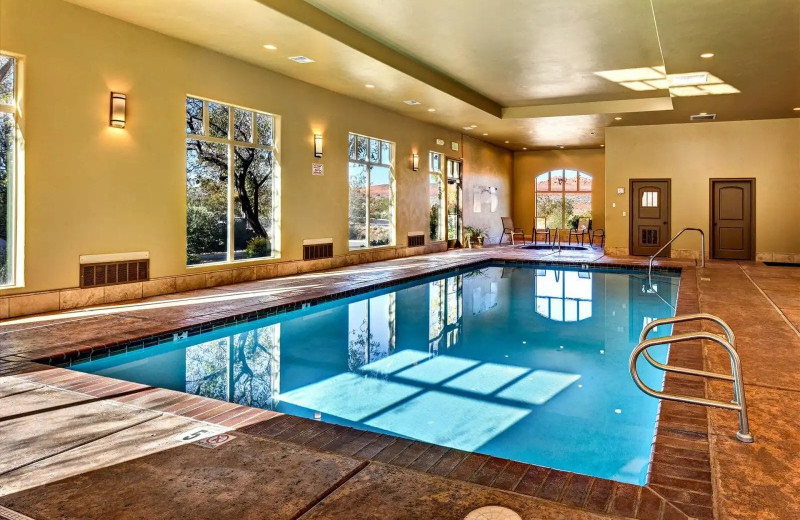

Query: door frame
left=709, top=178, right=756, bottom=261
left=445, top=157, right=464, bottom=248
left=629, top=178, right=672, bottom=257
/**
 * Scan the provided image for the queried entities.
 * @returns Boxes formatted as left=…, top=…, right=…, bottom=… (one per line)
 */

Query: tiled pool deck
left=0, top=245, right=797, bottom=520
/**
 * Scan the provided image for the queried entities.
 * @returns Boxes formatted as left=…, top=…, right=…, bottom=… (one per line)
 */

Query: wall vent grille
left=303, top=242, right=333, bottom=260
left=80, top=260, right=149, bottom=288
left=408, top=234, right=425, bottom=247
left=690, top=113, right=717, bottom=121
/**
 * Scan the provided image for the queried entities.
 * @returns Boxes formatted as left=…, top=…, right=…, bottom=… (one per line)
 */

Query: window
left=535, top=169, right=592, bottom=228
left=0, top=54, right=19, bottom=287
left=428, top=152, right=444, bottom=241
left=185, top=96, right=279, bottom=265
left=348, top=133, right=394, bottom=249
left=642, top=190, right=658, bottom=207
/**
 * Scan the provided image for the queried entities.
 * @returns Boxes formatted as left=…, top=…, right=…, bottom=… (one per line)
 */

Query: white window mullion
left=226, top=106, right=235, bottom=262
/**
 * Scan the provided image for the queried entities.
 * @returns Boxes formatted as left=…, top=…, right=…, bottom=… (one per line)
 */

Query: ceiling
left=63, top=0, right=800, bottom=150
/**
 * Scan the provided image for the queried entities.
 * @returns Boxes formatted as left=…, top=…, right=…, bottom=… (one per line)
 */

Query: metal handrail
left=640, top=313, right=735, bottom=377
left=630, top=320, right=753, bottom=443
left=648, top=228, right=705, bottom=285
left=551, top=228, right=562, bottom=252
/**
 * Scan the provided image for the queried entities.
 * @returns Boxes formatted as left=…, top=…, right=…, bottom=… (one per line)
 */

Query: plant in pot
left=463, top=225, right=487, bottom=248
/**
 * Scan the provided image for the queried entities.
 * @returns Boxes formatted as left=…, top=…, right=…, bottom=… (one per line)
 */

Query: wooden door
left=711, top=180, right=754, bottom=260
left=630, top=180, right=671, bottom=256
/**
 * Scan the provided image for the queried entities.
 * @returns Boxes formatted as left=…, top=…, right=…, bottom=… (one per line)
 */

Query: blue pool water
left=73, top=264, right=679, bottom=484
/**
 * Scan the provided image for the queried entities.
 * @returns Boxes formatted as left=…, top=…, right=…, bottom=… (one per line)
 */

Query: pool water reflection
left=74, top=264, right=679, bottom=485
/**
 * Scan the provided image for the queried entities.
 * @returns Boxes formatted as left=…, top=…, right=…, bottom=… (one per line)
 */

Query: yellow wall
left=605, top=119, right=800, bottom=258
left=0, top=0, right=511, bottom=295
left=461, top=136, right=513, bottom=243
left=512, top=149, right=606, bottom=235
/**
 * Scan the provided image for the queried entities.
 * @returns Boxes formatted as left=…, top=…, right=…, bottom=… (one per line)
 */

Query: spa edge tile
left=610, top=483, right=640, bottom=517
left=426, top=448, right=469, bottom=477
left=584, top=478, right=615, bottom=513
left=513, top=464, right=551, bottom=496
left=466, top=456, right=508, bottom=486
left=370, top=437, right=415, bottom=463
left=388, top=441, right=433, bottom=468
left=405, top=444, right=449, bottom=473
left=537, top=469, right=570, bottom=501
left=448, top=453, right=490, bottom=481
left=560, top=473, right=593, bottom=508
left=489, top=460, right=528, bottom=491
left=352, top=434, right=396, bottom=460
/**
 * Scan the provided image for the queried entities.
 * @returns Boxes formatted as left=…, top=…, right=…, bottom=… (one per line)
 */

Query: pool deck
left=0, top=245, right=797, bottom=520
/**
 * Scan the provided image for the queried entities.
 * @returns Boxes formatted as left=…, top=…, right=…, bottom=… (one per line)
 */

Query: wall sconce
left=314, top=134, right=323, bottom=157
left=411, top=153, right=419, bottom=171
left=109, top=92, right=126, bottom=128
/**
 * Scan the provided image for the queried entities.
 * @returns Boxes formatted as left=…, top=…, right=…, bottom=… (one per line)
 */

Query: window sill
left=186, top=255, right=281, bottom=270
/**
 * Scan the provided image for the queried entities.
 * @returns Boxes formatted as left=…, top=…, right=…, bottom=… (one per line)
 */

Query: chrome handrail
left=648, top=227, right=705, bottom=285
left=551, top=228, right=562, bottom=253
left=630, top=316, right=753, bottom=443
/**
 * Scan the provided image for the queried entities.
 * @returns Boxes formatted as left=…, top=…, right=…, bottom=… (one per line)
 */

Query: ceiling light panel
left=403, top=100, right=421, bottom=105
left=288, top=56, right=315, bottom=63
left=699, top=84, right=741, bottom=95
left=619, top=81, right=657, bottom=91
left=594, top=67, right=665, bottom=82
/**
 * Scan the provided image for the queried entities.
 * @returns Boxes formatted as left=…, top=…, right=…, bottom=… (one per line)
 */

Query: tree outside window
left=429, top=152, right=444, bottom=241
left=0, top=54, right=18, bottom=286
left=185, top=97, right=279, bottom=265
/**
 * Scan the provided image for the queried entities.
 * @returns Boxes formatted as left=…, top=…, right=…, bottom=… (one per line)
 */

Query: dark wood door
left=630, top=180, right=671, bottom=256
left=712, top=180, right=754, bottom=260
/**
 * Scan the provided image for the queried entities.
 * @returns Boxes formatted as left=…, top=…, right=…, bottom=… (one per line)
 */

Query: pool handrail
left=630, top=314, right=753, bottom=443
left=647, top=227, right=705, bottom=286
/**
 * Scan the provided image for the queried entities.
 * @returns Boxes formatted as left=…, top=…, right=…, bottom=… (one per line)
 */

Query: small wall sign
left=436, top=138, right=445, bottom=146
left=312, top=163, right=324, bottom=176
left=451, top=141, right=459, bottom=151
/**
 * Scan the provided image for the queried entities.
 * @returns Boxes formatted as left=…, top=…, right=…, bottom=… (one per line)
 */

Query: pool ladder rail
left=647, top=227, right=705, bottom=286
left=629, top=313, right=754, bottom=443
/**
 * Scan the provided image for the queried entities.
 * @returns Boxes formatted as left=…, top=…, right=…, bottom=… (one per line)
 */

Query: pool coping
left=8, top=254, right=706, bottom=520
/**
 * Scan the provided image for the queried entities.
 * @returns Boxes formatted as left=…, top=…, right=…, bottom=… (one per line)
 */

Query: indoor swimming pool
left=71, top=263, right=680, bottom=485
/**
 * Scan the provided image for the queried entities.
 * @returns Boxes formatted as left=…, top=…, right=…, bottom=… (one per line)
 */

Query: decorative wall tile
left=59, top=287, right=105, bottom=310
left=104, top=282, right=143, bottom=303
left=8, top=292, right=60, bottom=318
left=205, top=269, right=233, bottom=288
left=142, top=277, right=177, bottom=298
left=175, top=273, right=206, bottom=292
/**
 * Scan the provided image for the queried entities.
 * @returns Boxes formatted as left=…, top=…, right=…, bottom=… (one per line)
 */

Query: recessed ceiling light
left=559, top=145, right=565, bottom=149
left=700, top=52, right=715, bottom=59
left=522, top=147, right=527, bottom=150
left=504, top=140, right=510, bottom=144
left=699, top=112, right=708, bottom=115
left=614, top=116, right=622, bottom=121
left=427, top=108, right=436, bottom=112
left=263, top=44, right=277, bottom=50
left=403, top=100, right=421, bottom=105
left=288, top=56, right=315, bottom=63
left=364, top=84, right=375, bottom=88
left=462, top=126, right=473, bottom=130
left=794, top=107, right=800, bottom=111
left=600, top=144, right=605, bottom=147
left=469, top=124, right=477, bottom=128
left=482, top=133, right=488, bottom=136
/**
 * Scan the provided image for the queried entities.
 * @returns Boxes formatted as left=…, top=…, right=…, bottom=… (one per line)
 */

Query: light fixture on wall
left=109, top=92, right=126, bottom=128
left=314, top=134, right=323, bottom=157
left=411, top=153, right=419, bottom=171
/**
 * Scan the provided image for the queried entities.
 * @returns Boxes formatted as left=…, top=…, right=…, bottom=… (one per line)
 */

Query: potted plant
left=463, top=225, right=487, bottom=248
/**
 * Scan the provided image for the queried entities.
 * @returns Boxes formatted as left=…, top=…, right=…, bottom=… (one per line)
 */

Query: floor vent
left=408, top=233, right=425, bottom=247
left=690, top=113, right=716, bottom=121
left=80, top=260, right=149, bottom=288
left=303, top=241, right=333, bottom=260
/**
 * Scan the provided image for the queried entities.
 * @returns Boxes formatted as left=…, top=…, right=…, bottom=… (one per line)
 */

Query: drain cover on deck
left=464, top=506, right=522, bottom=520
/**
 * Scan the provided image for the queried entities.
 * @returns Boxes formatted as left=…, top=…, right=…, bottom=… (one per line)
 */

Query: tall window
left=535, top=169, right=592, bottom=228
left=348, top=293, right=396, bottom=371
left=428, top=152, right=444, bottom=241
left=185, top=97, right=279, bottom=265
left=534, top=269, right=593, bottom=322
left=0, top=54, right=19, bottom=287
left=348, top=133, right=394, bottom=249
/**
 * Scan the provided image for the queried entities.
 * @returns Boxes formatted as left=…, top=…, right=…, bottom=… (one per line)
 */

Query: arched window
left=535, top=170, right=592, bottom=229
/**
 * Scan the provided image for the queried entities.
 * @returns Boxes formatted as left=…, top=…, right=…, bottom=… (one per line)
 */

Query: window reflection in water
left=429, top=274, right=463, bottom=354
left=534, top=269, right=592, bottom=322
left=348, top=293, right=396, bottom=371
left=185, top=325, right=280, bottom=409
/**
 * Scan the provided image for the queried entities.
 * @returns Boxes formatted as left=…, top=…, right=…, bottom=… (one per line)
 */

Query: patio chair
left=500, top=217, right=525, bottom=245
left=589, top=228, right=606, bottom=249
left=533, top=217, right=550, bottom=244
left=568, top=217, right=590, bottom=246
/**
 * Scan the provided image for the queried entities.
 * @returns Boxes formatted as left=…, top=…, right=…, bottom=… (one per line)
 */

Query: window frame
left=534, top=169, right=592, bottom=229
left=185, top=95, right=281, bottom=267
left=347, top=132, right=395, bottom=250
left=428, top=151, right=445, bottom=242
left=0, top=53, right=22, bottom=288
